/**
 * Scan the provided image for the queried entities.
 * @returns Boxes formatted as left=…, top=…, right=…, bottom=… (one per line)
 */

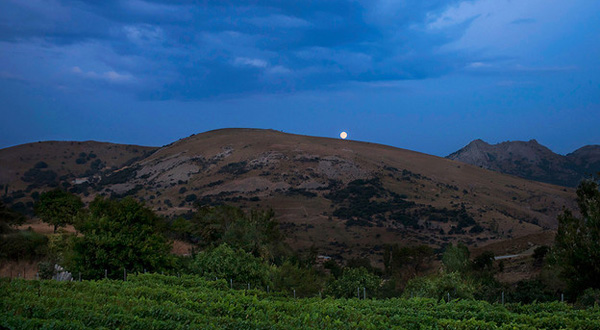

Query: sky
left=0, top=0, right=599, bottom=156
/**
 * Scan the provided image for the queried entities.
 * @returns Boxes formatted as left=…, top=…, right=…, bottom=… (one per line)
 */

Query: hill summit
left=0, top=129, right=578, bottom=262
left=447, top=139, right=600, bottom=187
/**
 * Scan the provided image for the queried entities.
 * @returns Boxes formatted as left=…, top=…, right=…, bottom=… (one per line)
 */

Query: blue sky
left=0, top=0, right=598, bottom=156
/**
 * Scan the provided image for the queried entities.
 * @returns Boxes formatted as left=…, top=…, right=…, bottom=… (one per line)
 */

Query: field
left=1, top=274, right=598, bottom=329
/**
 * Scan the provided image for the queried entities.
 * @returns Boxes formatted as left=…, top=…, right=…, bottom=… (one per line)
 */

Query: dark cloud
left=0, top=0, right=474, bottom=99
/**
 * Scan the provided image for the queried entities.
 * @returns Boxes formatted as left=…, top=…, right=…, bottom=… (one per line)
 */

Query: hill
left=447, top=139, right=600, bottom=187
left=0, top=129, right=576, bottom=263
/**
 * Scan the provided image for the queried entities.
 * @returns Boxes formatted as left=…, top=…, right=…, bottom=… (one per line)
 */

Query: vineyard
left=1, top=274, right=599, bottom=329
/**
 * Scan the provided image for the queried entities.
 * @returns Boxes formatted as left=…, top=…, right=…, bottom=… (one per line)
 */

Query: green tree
left=68, top=196, right=174, bottom=279
left=325, top=267, right=381, bottom=299
left=192, top=205, right=289, bottom=262
left=35, top=189, right=83, bottom=233
left=442, top=243, right=471, bottom=274
left=189, top=243, right=271, bottom=288
left=273, top=261, right=326, bottom=297
left=0, top=201, right=25, bottom=233
left=554, top=179, right=600, bottom=295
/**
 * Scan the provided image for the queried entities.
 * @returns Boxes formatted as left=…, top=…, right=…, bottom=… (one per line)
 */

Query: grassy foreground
left=1, top=274, right=598, bottom=329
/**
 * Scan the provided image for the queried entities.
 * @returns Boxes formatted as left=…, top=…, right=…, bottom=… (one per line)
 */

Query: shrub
left=0, top=230, right=48, bottom=261
left=325, top=267, right=381, bottom=298
left=185, top=194, right=197, bottom=202
left=189, top=243, right=271, bottom=288
left=403, top=272, right=476, bottom=301
left=577, top=288, right=600, bottom=307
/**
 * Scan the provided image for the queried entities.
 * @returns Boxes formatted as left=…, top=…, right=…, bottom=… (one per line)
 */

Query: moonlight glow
left=340, top=132, right=348, bottom=139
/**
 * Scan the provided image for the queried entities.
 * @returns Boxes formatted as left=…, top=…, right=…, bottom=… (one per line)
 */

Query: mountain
left=0, top=129, right=577, bottom=263
left=567, top=145, right=600, bottom=176
left=447, top=139, right=600, bottom=187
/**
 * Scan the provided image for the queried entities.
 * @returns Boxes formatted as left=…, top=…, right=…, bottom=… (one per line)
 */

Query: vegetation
left=35, top=189, right=83, bottom=233
left=0, top=229, right=48, bottom=262
left=553, top=178, right=600, bottom=295
left=189, top=205, right=289, bottom=263
left=2, top=274, right=600, bottom=329
left=189, top=243, right=271, bottom=288
left=21, top=167, right=58, bottom=188
left=68, top=197, right=175, bottom=279
left=0, top=200, right=25, bottom=233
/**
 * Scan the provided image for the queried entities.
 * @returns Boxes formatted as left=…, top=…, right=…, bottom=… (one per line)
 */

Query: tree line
left=1, top=178, right=599, bottom=304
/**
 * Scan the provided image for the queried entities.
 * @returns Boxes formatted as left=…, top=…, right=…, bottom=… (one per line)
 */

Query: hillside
left=447, top=139, right=600, bottom=187
left=0, top=129, right=576, bottom=263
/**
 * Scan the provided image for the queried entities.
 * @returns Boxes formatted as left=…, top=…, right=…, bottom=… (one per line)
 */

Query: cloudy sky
left=1, top=0, right=598, bottom=156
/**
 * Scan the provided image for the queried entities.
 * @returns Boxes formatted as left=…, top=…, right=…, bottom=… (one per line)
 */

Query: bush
left=272, top=262, right=326, bottom=297
left=325, top=267, right=381, bottom=298
left=508, top=279, right=556, bottom=304
left=189, top=243, right=271, bottom=288
left=403, top=272, right=476, bottom=301
left=577, top=288, right=600, bottom=307
left=34, top=161, right=48, bottom=169
left=0, top=230, right=49, bottom=261
left=442, top=243, right=471, bottom=273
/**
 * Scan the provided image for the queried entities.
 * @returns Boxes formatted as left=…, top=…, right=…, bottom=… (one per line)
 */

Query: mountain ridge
left=447, top=139, right=600, bottom=187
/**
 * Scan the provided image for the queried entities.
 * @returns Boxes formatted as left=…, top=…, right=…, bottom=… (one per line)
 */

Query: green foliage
left=554, top=179, right=600, bottom=295
left=191, top=205, right=289, bottom=262
left=0, top=200, right=25, bottom=233
left=35, top=189, right=83, bottom=233
left=383, top=244, right=434, bottom=276
left=577, top=288, right=600, bottom=307
left=2, top=274, right=600, bottom=329
left=325, top=267, right=381, bottom=298
left=508, top=279, right=557, bottom=304
left=442, top=243, right=471, bottom=273
left=403, top=272, right=476, bottom=301
left=472, top=251, right=495, bottom=273
left=273, top=261, right=326, bottom=297
left=68, top=196, right=175, bottom=279
left=0, top=229, right=48, bottom=261
left=533, top=245, right=549, bottom=266
left=189, top=243, right=271, bottom=288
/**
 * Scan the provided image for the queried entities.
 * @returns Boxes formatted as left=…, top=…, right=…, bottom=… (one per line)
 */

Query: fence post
left=363, top=287, right=366, bottom=300
left=105, top=269, right=107, bottom=279
left=230, top=279, right=233, bottom=289
left=561, top=293, right=564, bottom=302
left=502, top=291, right=505, bottom=305
left=267, top=285, right=269, bottom=293
left=447, top=292, right=450, bottom=303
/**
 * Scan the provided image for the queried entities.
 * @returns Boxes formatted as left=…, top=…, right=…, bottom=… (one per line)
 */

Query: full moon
left=340, top=131, right=348, bottom=139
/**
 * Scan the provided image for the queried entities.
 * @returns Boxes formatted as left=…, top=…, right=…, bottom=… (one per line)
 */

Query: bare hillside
left=0, top=129, right=576, bottom=263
